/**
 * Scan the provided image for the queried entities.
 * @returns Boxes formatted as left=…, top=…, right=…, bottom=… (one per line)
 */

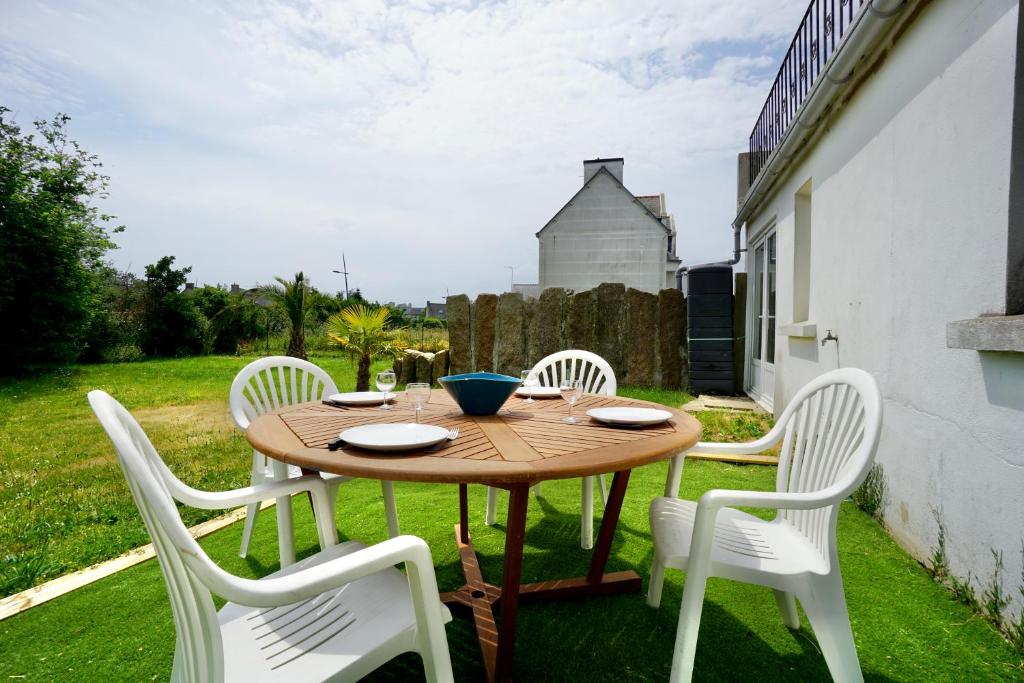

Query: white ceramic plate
left=586, top=407, right=673, bottom=427
left=339, top=423, right=449, bottom=452
left=326, top=392, right=397, bottom=406
left=515, top=386, right=562, bottom=398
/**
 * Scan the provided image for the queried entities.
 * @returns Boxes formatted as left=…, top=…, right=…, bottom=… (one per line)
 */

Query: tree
left=188, top=285, right=266, bottom=354
left=78, top=265, right=145, bottom=362
left=326, top=305, right=402, bottom=390
left=0, top=108, right=122, bottom=371
left=140, top=256, right=206, bottom=357
left=263, top=272, right=313, bottom=359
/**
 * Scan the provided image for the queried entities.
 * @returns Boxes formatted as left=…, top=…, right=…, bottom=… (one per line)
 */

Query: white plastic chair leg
left=238, top=502, right=260, bottom=558
left=311, top=489, right=339, bottom=550
left=240, top=450, right=268, bottom=558
left=664, top=453, right=685, bottom=498
left=270, top=459, right=296, bottom=567
left=581, top=476, right=594, bottom=550
left=799, top=578, right=864, bottom=683
left=597, top=475, right=608, bottom=507
left=774, top=589, right=800, bottom=629
left=647, top=554, right=666, bottom=608
left=381, top=480, right=400, bottom=538
left=485, top=486, right=498, bottom=525
left=669, top=570, right=709, bottom=683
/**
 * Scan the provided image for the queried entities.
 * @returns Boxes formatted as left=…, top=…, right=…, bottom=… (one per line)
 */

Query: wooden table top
left=245, top=391, right=701, bottom=486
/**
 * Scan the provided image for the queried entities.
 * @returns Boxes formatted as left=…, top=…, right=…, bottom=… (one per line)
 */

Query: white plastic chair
left=231, top=356, right=400, bottom=568
left=485, top=349, right=616, bottom=549
left=88, top=390, right=454, bottom=683
left=647, top=368, right=882, bottom=682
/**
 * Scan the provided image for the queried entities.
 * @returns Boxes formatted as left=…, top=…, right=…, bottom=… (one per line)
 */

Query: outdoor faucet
left=821, top=329, right=838, bottom=347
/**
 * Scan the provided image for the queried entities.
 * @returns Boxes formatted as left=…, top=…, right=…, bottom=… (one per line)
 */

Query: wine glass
left=376, top=370, right=396, bottom=410
left=520, top=370, right=536, bottom=404
left=407, top=382, right=431, bottom=424
left=559, top=378, right=583, bottom=424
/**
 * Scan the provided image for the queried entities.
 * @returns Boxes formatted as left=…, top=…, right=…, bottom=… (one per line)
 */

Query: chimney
left=583, top=157, right=624, bottom=184
left=230, top=283, right=241, bottom=295
left=736, top=152, right=752, bottom=209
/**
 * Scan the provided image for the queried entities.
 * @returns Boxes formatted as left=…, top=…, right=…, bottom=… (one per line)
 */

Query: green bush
left=139, top=256, right=207, bottom=357
left=0, top=109, right=122, bottom=372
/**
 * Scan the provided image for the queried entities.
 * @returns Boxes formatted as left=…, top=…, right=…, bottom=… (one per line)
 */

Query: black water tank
left=687, top=263, right=735, bottom=393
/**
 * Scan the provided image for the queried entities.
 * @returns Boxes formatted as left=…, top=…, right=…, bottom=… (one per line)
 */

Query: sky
left=1, top=0, right=806, bottom=303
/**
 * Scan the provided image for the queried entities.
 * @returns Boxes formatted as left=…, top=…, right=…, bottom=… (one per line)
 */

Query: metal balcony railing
left=748, top=0, right=867, bottom=183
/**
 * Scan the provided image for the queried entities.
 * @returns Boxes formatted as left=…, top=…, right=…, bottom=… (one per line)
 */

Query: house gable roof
left=535, top=166, right=672, bottom=238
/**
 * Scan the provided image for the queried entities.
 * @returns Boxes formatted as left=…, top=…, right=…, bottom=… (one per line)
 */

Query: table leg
left=441, top=475, right=639, bottom=681
left=515, top=469, right=640, bottom=600
left=587, top=469, right=632, bottom=583
left=459, top=483, right=470, bottom=544
left=494, top=484, right=529, bottom=683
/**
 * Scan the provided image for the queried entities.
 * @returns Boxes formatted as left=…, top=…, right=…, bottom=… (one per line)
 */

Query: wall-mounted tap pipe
left=821, top=329, right=841, bottom=368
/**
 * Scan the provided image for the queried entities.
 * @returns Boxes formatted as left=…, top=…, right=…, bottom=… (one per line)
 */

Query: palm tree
left=326, top=305, right=402, bottom=390
left=263, top=272, right=313, bottom=359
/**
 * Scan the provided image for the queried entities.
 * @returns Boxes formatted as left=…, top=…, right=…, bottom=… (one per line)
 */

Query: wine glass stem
left=568, top=402, right=573, bottom=421
left=415, top=407, right=420, bottom=424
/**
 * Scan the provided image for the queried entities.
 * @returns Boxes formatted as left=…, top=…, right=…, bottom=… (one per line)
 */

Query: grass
left=0, top=352, right=391, bottom=595
left=1, top=357, right=1022, bottom=680
left=690, top=408, right=775, bottom=443
left=2, top=466, right=1022, bottom=680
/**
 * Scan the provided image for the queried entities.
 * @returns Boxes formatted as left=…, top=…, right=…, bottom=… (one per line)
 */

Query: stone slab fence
left=392, top=349, right=449, bottom=386
left=446, top=283, right=688, bottom=389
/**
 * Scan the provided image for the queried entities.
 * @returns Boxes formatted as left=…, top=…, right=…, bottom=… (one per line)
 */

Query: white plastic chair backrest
left=770, top=368, right=882, bottom=564
left=230, top=356, right=339, bottom=431
left=88, top=390, right=227, bottom=683
left=529, top=350, right=617, bottom=396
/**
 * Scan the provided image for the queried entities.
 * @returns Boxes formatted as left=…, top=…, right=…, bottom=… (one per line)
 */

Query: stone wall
left=445, top=285, right=687, bottom=388
left=392, top=349, right=450, bottom=386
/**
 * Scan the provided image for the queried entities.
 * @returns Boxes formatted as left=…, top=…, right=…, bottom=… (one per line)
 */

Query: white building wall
left=745, top=0, right=1024, bottom=611
left=539, top=171, right=673, bottom=293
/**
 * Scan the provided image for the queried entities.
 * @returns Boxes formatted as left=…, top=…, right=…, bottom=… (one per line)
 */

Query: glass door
left=747, top=228, right=776, bottom=409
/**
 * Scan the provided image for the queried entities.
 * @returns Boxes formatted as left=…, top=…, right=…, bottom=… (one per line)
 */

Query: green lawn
left=1, top=357, right=1022, bottom=680
left=0, top=353, right=390, bottom=595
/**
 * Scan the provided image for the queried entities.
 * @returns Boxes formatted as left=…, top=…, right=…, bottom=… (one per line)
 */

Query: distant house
left=425, top=301, right=447, bottom=320
left=390, top=301, right=447, bottom=320
left=735, top=0, right=1023, bottom=617
left=393, top=303, right=425, bottom=318
left=527, top=158, right=680, bottom=295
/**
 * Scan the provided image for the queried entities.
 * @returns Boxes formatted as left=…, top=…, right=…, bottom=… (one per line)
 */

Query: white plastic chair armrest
left=687, top=487, right=843, bottom=568
left=698, top=486, right=843, bottom=513
left=175, top=475, right=329, bottom=511
left=189, top=535, right=442, bottom=609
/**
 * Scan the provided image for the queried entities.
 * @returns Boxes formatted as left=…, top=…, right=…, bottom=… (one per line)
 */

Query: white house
left=736, top=0, right=1024, bottom=618
left=532, top=158, right=681, bottom=294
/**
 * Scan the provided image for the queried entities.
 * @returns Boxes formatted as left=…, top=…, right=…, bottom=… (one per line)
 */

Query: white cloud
left=0, top=0, right=807, bottom=299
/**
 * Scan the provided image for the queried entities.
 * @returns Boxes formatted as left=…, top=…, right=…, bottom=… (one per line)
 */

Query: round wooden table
left=247, top=390, right=701, bottom=682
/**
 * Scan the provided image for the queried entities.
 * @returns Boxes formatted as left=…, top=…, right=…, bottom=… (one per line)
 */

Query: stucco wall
left=539, top=171, right=675, bottom=293
left=744, top=0, right=1024, bottom=614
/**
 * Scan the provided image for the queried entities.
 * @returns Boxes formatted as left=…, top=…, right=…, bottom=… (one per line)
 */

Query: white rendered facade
left=741, top=0, right=1024, bottom=617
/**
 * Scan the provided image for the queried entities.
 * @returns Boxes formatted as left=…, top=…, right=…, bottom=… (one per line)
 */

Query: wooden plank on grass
left=686, top=451, right=779, bottom=466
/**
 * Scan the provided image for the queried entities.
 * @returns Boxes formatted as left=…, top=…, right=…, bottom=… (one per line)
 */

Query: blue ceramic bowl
left=439, top=372, right=521, bottom=416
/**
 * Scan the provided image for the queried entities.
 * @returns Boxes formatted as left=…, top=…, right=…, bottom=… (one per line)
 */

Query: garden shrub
left=0, top=109, right=122, bottom=372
